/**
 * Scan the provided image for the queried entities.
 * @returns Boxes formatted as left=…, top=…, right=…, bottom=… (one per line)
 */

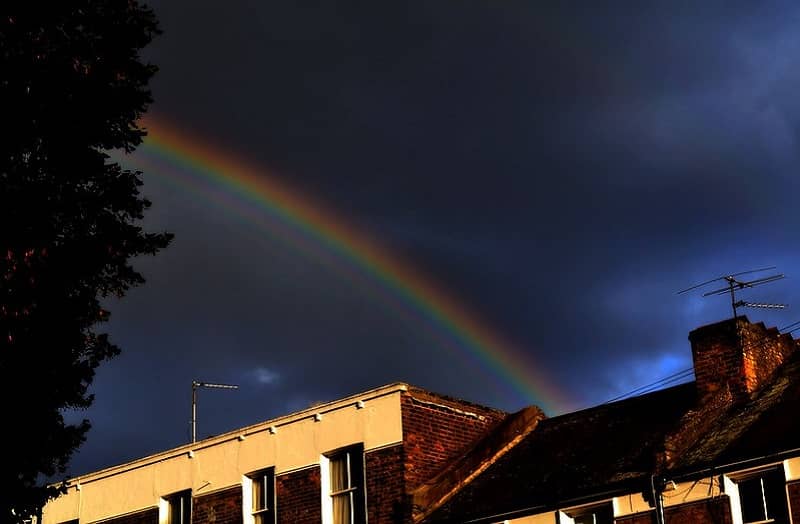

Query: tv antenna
left=678, top=266, right=787, bottom=319
left=191, top=380, right=239, bottom=443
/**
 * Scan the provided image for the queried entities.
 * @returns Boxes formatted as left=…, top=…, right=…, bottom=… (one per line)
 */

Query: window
left=561, top=502, right=613, bottom=524
left=736, top=467, right=788, bottom=524
left=164, top=490, right=192, bottom=524
left=248, top=468, right=275, bottom=524
left=324, top=445, right=366, bottom=524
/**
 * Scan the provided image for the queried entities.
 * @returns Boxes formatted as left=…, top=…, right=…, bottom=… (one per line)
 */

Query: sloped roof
left=422, top=383, right=697, bottom=523
left=672, top=348, right=800, bottom=474
left=423, top=326, right=800, bottom=524
left=413, top=405, right=546, bottom=522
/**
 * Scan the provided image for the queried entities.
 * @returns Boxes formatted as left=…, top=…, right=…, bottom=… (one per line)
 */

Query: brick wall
left=615, top=511, right=654, bottom=524
left=690, top=317, right=797, bottom=403
left=99, top=507, right=158, bottom=524
left=669, top=318, right=800, bottom=465
left=193, top=485, right=242, bottom=524
left=365, top=444, right=407, bottom=524
left=739, top=322, right=797, bottom=394
left=613, top=498, right=734, bottom=524
left=276, top=466, right=321, bottom=524
left=788, top=481, right=800, bottom=524
left=663, top=497, right=733, bottom=524
left=401, top=389, right=506, bottom=491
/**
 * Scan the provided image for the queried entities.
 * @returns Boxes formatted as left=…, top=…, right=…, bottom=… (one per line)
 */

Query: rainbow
left=122, top=115, right=572, bottom=414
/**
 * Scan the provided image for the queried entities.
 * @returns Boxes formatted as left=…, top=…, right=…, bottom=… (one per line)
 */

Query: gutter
left=665, top=445, right=800, bottom=483
left=650, top=474, right=666, bottom=524
left=458, top=446, right=800, bottom=524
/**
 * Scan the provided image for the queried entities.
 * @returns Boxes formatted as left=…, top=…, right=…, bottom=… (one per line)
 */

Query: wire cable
left=603, top=319, right=800, bottom=403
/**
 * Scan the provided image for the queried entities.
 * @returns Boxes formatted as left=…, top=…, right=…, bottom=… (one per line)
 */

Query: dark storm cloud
left=64, top=1, right=800, bottom=474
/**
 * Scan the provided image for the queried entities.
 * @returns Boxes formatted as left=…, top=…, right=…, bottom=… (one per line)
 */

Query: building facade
left=42, top=384, right=505, bottom=524
left=420, top=317, right=800, bottom=524
left=42, top=316, right=800, bottom=524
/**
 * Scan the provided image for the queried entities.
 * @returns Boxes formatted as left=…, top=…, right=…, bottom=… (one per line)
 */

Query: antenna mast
left=678, top=266, right=788, bottom=319
left=191, top=380, right=239, bottom=443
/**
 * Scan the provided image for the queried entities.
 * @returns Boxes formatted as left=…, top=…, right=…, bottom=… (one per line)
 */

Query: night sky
left=66, top=1, right=800, bottom=476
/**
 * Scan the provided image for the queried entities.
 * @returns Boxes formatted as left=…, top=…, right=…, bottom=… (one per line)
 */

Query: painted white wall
left=786, top=457, right=800, bottom=481
left=503, top=512, right=557, bottom=523
left=42, top=385, right=405, bottom=524
left=661, top=477, right=722, bottom=508
left=614, top=492, right=652, bottom=516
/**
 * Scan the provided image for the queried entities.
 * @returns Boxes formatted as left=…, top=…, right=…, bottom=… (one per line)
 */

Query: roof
left=413, top=405, right=546, bottom=522
left=671, top=348, right=800, bottom=475
left=422, top=382, right=697, bottom=523
left=423, top=321, right=800, bottom=524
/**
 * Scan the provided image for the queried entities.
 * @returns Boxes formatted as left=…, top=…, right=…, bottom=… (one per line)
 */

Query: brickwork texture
left=365, top=444, right=407, bottom=524
left=192, top=485, right=242, bottom=524
left=275, top=466, right=321, bottom=524
left=788, top=481, right=800, bottom=524
left=690, top=318, right=797, bottom=403
left=99, top=507, right=158, bottom=524
left=401, top=389, right=506, bottom=491
left=663, top=496, right=733, bottom=524
left=615, top=511, right=654, bottom=524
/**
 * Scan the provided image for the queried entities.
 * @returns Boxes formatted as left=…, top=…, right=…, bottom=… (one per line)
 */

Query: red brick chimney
left=661, top=317, right=798, bottom=468
left=689, top=316, right=798, bottom=404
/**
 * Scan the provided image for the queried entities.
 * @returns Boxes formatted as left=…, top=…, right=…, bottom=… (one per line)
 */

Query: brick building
left=41, top=383, right=506, bottom=524
left=41, top=316, right=800, bottom=524
left=418, top=316, right=800, bottom=524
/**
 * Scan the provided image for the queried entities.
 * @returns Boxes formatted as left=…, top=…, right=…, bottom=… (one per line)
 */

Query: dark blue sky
left=67, top=1, right=800, bottom=476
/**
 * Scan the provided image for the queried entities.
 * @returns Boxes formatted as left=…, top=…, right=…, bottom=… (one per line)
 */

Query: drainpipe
left=650, top=475, right=666, bottom=524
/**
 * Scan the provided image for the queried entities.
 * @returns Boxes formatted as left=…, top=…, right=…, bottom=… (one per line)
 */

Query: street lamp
left=191, top=380, right=239, bottom=443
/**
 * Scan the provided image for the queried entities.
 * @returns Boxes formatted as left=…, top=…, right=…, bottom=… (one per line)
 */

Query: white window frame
left=320, top=444, right=366, bottom=524
left=558, top=501, right=614, bottom=524
left=160, top=490, right=192, bottom=524
left=243, top=468, right=276, bottom=524
left=725, top=464, right=790, bottom=524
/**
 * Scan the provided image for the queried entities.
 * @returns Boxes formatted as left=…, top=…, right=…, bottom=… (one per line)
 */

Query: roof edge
left=64, top=382, right=411, bottom=486
left=411, top=404, right=546, bottom=523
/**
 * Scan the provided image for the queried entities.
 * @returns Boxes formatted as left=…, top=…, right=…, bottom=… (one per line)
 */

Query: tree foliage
left=0, top=2, right=170, bottom=520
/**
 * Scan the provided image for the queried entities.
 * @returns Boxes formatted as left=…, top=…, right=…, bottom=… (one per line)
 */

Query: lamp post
left=191, top=380, right=239, bottom=443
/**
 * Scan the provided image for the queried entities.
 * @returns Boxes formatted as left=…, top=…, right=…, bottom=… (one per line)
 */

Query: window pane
left=572, top=505, right=612, bottom=524
left=762, top=469, right=789, bottom=522
left=737, top=469, right=790, bottom=524
left=739, top=477, right=768, bottom=523
left=330, top=455, right=349, bottom=492
left=328, top=446, right=364, bottom=524
left=182, top=493, right=191, bottom=524
left=253, top=474, right=266, bottom=511
left=250, top=469, right=274, bottom=524
left=168, top=492, right=191, bottom=524
left=332, top=492, right=352, bottom=524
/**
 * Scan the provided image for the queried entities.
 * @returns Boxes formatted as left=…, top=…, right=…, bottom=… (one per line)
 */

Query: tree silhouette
left=0, top=2, right=171, bottom=520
